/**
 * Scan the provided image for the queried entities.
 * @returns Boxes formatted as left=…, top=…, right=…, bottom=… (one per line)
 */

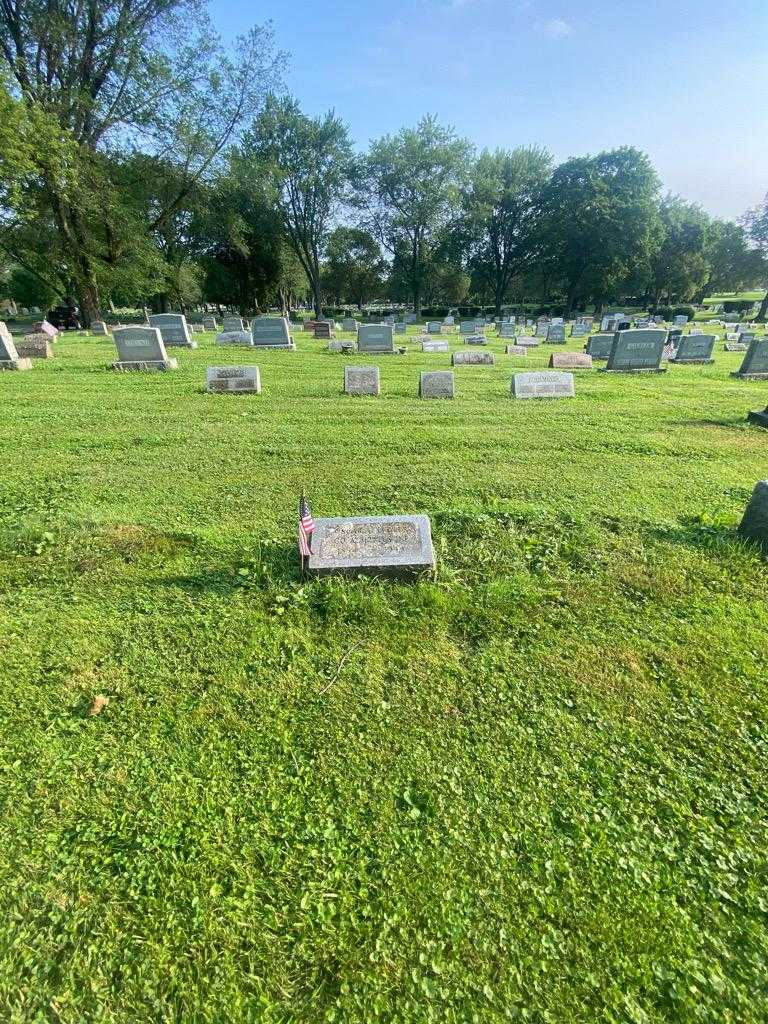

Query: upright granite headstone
left=307, top=515, right=436, bottom=577
left=206, top=366, right=261, bottom=393
left=90, top=320, right=109, bottom=336
left=603, top=329, right=667, bottom=373
left=148, top=313, right=195, bottom=349
left=28, top=320, right=58, bottom=339
left=394, top=322, right=407, bottom=335
left=459, top=320, right=482, bottom=336
left=516, top=336, right=540, bottom=348
left=203, top=317, right=218, bottom=332
left=426, top=321, right=443, bottom=334
left=344, top=365, right=380, bottom=395
left=670, top=335, right=716, bottom=364
left=737, top=481, right=768, bottom=546
left=506, top=345, right=528, bottom=356
left=252, top=316, right=294, bottom=348
left=112, top=326, right=177, bottom=371
left=223, top=316, right=245, bottom=333
left=747, top=404, right=768, bottom=429
left=499, top=324, right=518, bottom=339
left=0, top=322, right=32, bottom=370
left=585, top=334, right=615, bottom=360
left=419, top=371, right=454, bottom=399
left=512, top=371, right=575, bottom=399
left=357, top=325, right=395, bottom=354
left=549, top=352, right=593, bottom=369
left=732, top=337, right=768, bottom=379
left=546, top=324, right=566, bottom=344
left=422, top=339, right=449, bottom=353
left=342, top=317, right=360, bottom=332
left=571, top=323, right=589, bottom=338
left=452, top=350, right=494, bottom=365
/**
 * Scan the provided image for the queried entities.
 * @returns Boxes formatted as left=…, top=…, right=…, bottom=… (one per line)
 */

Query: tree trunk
left=312, top=274, right=322, bottom=318
left=564, top=281, right=579, bottom=319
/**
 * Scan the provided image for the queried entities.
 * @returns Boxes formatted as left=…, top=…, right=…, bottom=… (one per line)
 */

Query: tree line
left=1, top=0, right=767, bottom=323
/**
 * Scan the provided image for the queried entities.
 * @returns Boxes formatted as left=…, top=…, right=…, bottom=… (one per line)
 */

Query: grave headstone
left=342, top=317, right=360, bottom=332
left=357, top=324, right=395, bottom=354
left=670, top=335, right=716, bottom=364
left=394, top=322, right=407, bottom=335
left=549, top=352, right=593, bottom=369
left=216, top=330, right=253, bottom=346
left=203, top=317, right=218, bottom=332
left=112, top=326, right=177, bottom=371
left=732, top=337, right=768, bottom=379
left=725, top=340, right=749, bottom=352
left=222, top=315, right=245, bottom=333
left=505, top=345, right=528, bottom=356
left=452, top=350, right=494, bottom=365
left=585, top=334, right=615, bottom=360
left=737, top=481, right=768, bottom=546
left=344, top=365, right=380, bottom=395
left=602, top=329, right=667, bottom=373
left=90, top=320, right=109, bottom=336
left=673, top=315, right=689, bottom=326
left=516, top=336, right=541, bottom=348
left=419, top=371, right=454, bottom=399
left=426, top=321, right=443, bottom=334
left=460, top=320, right=483, bottom=336
left=328, top=340, right=355, bottom=352
left=252, top=316, right=295, bottom=348
left=404, top=313, right=417, bottom=324
left=465, top=335, right=487, bottom=346
left=0, top=322, right=32, bottom=370
left=747, top=404, right=768, bottom=429
left=536, top=322, right=549, bottom=338
left=546, top=324, right=566, bottom=344
left=421, top=340, right=449, bottom=353
left=148, top=313, right=195, bottom=349
left=511, top=371, right=575, bottom=399
left=498, top=324, right=518, bottom=339
left=206, top=366, right=261, bottom=393
left=307, top=514, right=436, bottom=577
left=27, top=320, right=58, bottom=339
left=14, top=332, right=53, bottom=359
left=571, top=323, right=589, bottom=338
left=444, top=315, right=455, bottom=325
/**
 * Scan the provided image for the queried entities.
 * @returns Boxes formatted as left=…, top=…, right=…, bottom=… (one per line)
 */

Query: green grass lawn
left=1, top=326, right=767, bottom=1022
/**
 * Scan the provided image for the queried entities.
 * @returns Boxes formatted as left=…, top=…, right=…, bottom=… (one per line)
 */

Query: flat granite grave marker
left=112, top=326, right=177, bottom=371
left=732, top=337, right=768, bottom=379
left=459, top=320, right=483, bottom=336
left=602, top=329, right=667, bottom=373
left=307, top=515, right=436, bottom=577
left=419, top=371, right=454, bottom=399
left=452, top=350, right=494, bottom=365
left=216, top=330, right=253, bottom=346
left=357, top=325, right=395, bottom=354
left=15, top=332, right=53, bottom=359
left=549, top=352, right=593, bottom=369
left=344, top=365, right=380, bottom=395
left=464, top=335, right=487, bottom=346
left=393, top=322, right=406, bottom=335
left=585, top=334, right=615, bottom=360
left=206, top=366, right=261, bottom=393
left=0, top=322, right=32, bottom=370
left=725, top=340, right=749, bottom=352
left=328, top=340, right=355, bottom=352
left=738, top=481, right=768, bottom=546
left=516, top=336, right=540, bottom=348
left=149, top=313, right=195, bottom=349
left=506, top=345, right=528, bottom=356
left=27, top=320, right=58, bottom=339
left=342, top=318, right=360, bottom=332
left=546, top=324, right=566, bottom=344
left=422, top=339, right=449, bottom=353
left=670, top=335, right=716, bottom=364
left=252, top=316, right=294, bottom=348
left=511, top=371, right=575, bottom=399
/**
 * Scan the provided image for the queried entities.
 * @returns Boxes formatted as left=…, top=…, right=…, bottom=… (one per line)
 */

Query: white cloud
left=541, top=17, right=573, bottom=38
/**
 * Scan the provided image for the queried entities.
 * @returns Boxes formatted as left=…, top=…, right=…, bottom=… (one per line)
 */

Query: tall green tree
left=322, top=228, right=386, bottom=307
left=360, top=116, right=471, bottom=316
left=244, top=97, right=354, bottom=318
left=742, top=193, right=768, bottom=321
left=462, top=147, right=552, bottom=316
left=538, top=148, right=661, bottom=316
left=646, top=196, right=710, bottom=305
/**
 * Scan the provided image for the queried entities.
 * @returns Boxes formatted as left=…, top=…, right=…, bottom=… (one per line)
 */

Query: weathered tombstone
left=511, top=371, right=575, bottom=399
left=206, top=366, right=261, bottom=394
left=738, top=332, right=756, bottom=345
left=421, top=339, right=449, bottom=353
left=342, top=317, right=360, bottom=332
left=223, top=315, right=245, bottom=333
left=670, top=335, right=716, bottom=364
left=536, top=322, right=549, bottom=338
left=426, top=321, right=443, bottom=334
left=571, top=323, right=589, bottom=338
left=252, top=316, right=295, bottom=348
left=747, top=404, right=768, bottom=429
left=725, top=340, right=749, bottom=352
left=602, top=329, right=667, bottom=373
left=498, top=324, right=518, bottom=339
left=393, top=322, right=407, bottom=335
left=14, top=332, right=53, bottom=359
left=314, top=321, right=334, bottom=340
left=737, top=481, right=768, bottom=545
left=419, top=371, right=454, bottom=399
left=328, top=340, right=355, bottom=352
left=546, top=324, right=566, bottom=343
left=465, top=335, right=487, bottom=346
left=307, top=514, right=436, bottom=577
left=459, top=320, right=482, bottom=336
left=452, top=350, right=494, bottom=365
left=344, top=365, right=380, bottom=395
left=616, top=319, right=632, bottom=331
left=203, top=317, right=218, bottom=332
left=673, top=315, right=689, bottom=326
left=357, top=324, right=395, bottom=354
left=190, top=323, right=205, bottom=333
left=732, top=337, right=768, bottom=379
left=516, top=336, right=541, bottom=348
left=404, top=313, right=417, bottom=324
left=585, top=334, right=615, bottom=360
left=112, top=326, right=177, bottom=371
left=90, top=320, right=109, bottom=336
left=549, top=352, right=593, bottom=369
left=505, top=345, right=528, bottom=356
left=0, top=322, right=32, bottom=370
left=27, top=320, right=58, bottom=339
left=444, top=315, right=455, bottom=325
left=148, top=313, right=195, bottom=349
left=216, top=330, right=253, bottom=347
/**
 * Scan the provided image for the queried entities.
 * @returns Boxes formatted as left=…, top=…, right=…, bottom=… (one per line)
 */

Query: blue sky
left=210, top=0, right=767, bottom=220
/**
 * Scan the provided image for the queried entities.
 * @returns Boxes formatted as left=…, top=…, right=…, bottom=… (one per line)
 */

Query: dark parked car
left=46, top=304, right=81, bottom=330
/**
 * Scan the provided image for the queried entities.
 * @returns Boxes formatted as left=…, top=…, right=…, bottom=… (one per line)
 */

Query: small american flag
left=298, top=492, right=314, bottom=557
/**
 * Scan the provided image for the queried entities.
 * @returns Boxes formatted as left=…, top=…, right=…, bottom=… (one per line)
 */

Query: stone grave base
left=747, top=409, right=768, bottom=428
left=307, top=515, right=436, bottom=578
left=732, top=372, right=768, bottom=380
left=670, top=358, right=714, bottom=365
left=600, top=367, right=667, bottom=374
left=165, top=341, right=197, bottom=349
left=252, top=342, right=296, bottom=350
left=0, top=358, right=33, bottom=371
left=112, top=359, right=178, bottom=371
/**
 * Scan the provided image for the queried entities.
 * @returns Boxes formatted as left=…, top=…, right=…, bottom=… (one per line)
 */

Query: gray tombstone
left=426, top=321, right=443, bottom=334
left=90, top=320, right=109, bottom=336
left=344, top=365, right=380, bottom=395
left=571, top=323, right=589, bottom=338
left=498, top=324, right=518, bottom=339
left=603, top=329, right=667, bottom=373
left=506, top=345, right=528, bottom=356
left=328, top=340, right=355, bottom=352
left=113, top=326, right=177, bottom=371
left=252, top=316, right=294, bottom=349
left=546, top=324, right=566, bottom=344
left=465, top=335, right=487, bottom=346
left=148, top=313, right=195, bottom=349
left=511, top=371, right=575, bottom=399
left=404, top=313, right=417, bottom=324
left=732, top=337, right=768, bottom=379
left=536, top=322, right=549, bottom=338
left=747, top=404, right=768, bottom=429
left=738, top=481, right=768, bottom=545
left=206, top=366, right=261, bottom=394
left=585, top=334, right=615, bottom=360
left=341, top=317, right=359, bottom=332
left=27, top=320, right=58, bottom=339
left=673, top=315, right=689, bottom=326
left=459, top=320, right=482, bottom=336
left=393, top=322, right=407, bottom=335
left=516, top=336, right=541, bottom=348
left=216, top=330, right=253, bottom=346
left=223, top=316, right=245, bottom=333
left=419, top=371, right=454, bottom=399
left=15, top=332, right=53, bottom=359
left=203, top=317, right=218, bottom=332
left=0, top=322, right=32, bottom=370
left=357, top=325, right=395, bottom=354
left=421, top=340, right=449, bottom=353
left=670, top=335, right=716, bottom=364
left=307, top=515, right=436, bottom=577
left=452, top=350, right=494, bottom=365
left=550, top=352, right=593, bottom=369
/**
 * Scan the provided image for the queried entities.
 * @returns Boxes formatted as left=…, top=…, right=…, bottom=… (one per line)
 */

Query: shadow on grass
left=649, top=516, right=767, bottom=557
left=152, top=541, right=304, bottom=594
left=669, top=417, right=749, bottom=429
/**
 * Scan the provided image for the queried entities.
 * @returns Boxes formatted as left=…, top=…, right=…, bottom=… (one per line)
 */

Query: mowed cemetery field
left=1, top=323, right=767, bottom=1022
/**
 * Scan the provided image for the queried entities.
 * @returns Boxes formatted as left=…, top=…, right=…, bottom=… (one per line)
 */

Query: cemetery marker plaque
left=511, top=371, right=575, bottom=399
left=344, top=366, right=380, bottom=395
left=670, top=335, right=716, bottom=364
left=307, top=515, right=436, bottom=577
left=419, top=371, right=454, bottom=399
left=112, top=327, right=178, bottom=371
left=206, top=366, right=261, bottom=393
left=602, top=329, right=667, bottom=373
left=148, top=313, right=196, bottom=349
